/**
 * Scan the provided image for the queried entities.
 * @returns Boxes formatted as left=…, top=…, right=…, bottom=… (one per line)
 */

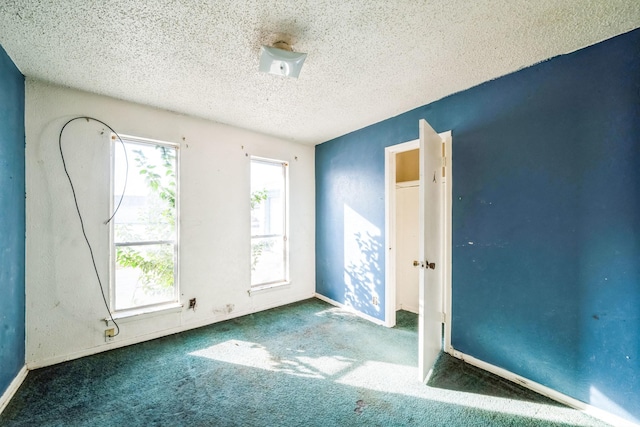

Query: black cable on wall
left=58, top=116, right=129, bottom=337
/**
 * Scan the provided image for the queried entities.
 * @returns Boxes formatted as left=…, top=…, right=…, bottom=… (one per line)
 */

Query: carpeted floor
left=1, top=298, right=610, bottom=426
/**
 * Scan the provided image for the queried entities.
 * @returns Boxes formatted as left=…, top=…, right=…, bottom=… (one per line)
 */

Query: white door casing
left=384, top=139, right=420, bottom=328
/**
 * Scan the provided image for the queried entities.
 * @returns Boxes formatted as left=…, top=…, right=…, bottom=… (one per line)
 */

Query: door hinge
left=441, top=156, right=446, bottom=167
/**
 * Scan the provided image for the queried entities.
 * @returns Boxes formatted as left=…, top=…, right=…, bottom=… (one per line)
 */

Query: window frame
left=250, top=156, right=290, bottom=288
left=109, top=133, right=180, bottom=314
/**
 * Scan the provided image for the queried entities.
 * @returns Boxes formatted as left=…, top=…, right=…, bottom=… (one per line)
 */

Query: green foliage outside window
left=115, top=146, right=176, bottom=294
left=251, top=189, right=271, bottom=270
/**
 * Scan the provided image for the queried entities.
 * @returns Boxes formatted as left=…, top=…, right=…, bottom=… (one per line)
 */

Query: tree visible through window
left=251, top=157, right=288, bottom=287
left=112, top=136, right=178, bottom=311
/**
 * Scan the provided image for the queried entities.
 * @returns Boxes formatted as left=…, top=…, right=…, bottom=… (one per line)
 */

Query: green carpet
left=1, top=299, right=610, bottom=426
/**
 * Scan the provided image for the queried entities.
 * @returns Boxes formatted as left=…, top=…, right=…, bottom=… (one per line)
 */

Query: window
left=111, top=135, right=178, bottom=311
left=251, top=157, right=288, bottom=287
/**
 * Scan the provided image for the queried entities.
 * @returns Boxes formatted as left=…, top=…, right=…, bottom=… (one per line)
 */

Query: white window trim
left=247, top=281, right=291, bottom=296
left=104, top=302, right=183, bottom=325
left=110, top=133, right=180, bottom=314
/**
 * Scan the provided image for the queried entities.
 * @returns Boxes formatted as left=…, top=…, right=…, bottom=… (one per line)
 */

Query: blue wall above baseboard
left=316, top=28, right=640, bottom=423
left=0, top=44, right=25, bottom=398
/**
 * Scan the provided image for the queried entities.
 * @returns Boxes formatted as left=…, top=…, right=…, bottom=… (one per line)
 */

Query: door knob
left=413, top=260, right=424, bottom=268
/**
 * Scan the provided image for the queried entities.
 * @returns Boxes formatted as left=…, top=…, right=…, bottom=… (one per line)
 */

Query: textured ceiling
left=1, top=1, right=639, bottom=145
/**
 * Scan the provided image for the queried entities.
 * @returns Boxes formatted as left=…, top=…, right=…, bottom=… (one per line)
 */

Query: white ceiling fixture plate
left=259, top=37, right=307, bottom=78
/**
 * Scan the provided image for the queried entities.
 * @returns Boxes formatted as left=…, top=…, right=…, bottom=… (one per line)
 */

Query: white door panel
left=418, top=119, right=443, bottom=382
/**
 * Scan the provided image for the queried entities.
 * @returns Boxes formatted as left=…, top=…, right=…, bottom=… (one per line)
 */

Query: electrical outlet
left=372, top=296, right=379, bottom=306
left=105, top=328, right=115, bottom=342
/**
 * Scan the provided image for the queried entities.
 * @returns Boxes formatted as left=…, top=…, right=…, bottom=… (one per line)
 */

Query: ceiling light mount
left=272, top=40, right=293, bottom=51
left=259, top=38, right=307, bottom=79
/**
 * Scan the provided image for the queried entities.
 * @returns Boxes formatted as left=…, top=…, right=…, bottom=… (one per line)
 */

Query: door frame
left=384, top=132, right=453, bottom=354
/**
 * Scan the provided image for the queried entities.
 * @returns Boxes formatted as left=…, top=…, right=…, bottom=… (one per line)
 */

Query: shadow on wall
left=343, top=204, right=383, bottom=317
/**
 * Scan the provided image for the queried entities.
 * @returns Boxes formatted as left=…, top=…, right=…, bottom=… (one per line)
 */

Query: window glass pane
left=114, top=142, right=176, bottom=243
left=251, top=161, right=284, bottom=236
left=251, top=158, right=287, bottom=286
left=112, top=137, right=178, bottom=311
left=115, top=243, right=176, bottom=310
left=251, top=237, right=285, bottom=286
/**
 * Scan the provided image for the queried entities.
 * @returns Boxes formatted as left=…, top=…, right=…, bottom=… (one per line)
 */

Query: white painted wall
left=395, top=182, right=419, bottom=314
left=25, top=80, right=315, bottom=368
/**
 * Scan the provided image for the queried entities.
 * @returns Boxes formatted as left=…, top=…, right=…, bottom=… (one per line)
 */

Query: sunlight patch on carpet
left=423, top=389, right=604, bottom=427
left=190, top=339, right=356, bottom=379
left=336, top=360, right=602, bottom=427
left=190, top=340, right=599, bottom=426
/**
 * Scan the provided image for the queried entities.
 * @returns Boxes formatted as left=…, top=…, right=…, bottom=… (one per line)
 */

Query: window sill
left=104, top=302, right=183, bottom=325
left=248, top=281, right=290, bottom=295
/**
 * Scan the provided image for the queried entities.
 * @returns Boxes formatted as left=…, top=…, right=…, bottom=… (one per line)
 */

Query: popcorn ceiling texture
left=0, top=0, right=638, bottom=144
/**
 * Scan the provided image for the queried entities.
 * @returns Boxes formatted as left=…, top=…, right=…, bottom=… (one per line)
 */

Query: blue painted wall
left=316, top=29, right=640, bottom=423
left=0, top=45, right=25, bottom=397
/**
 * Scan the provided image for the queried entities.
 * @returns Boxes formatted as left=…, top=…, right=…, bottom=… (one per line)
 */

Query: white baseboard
left=449, top=348, right=639, bottom=427
left=28, top=293, right=316, bottom=370
left=314, top=293, right=386, bottom=326
left=0, top=365, right=28, bottom=415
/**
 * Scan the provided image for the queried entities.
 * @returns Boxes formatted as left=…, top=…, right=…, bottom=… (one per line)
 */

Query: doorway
left=395, top=152, right=420, bottom=315
left=384, top=127, right=452, bottom=380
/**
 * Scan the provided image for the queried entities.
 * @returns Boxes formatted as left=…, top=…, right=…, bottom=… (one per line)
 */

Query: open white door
left=418, top=119, right=443, bottom=382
